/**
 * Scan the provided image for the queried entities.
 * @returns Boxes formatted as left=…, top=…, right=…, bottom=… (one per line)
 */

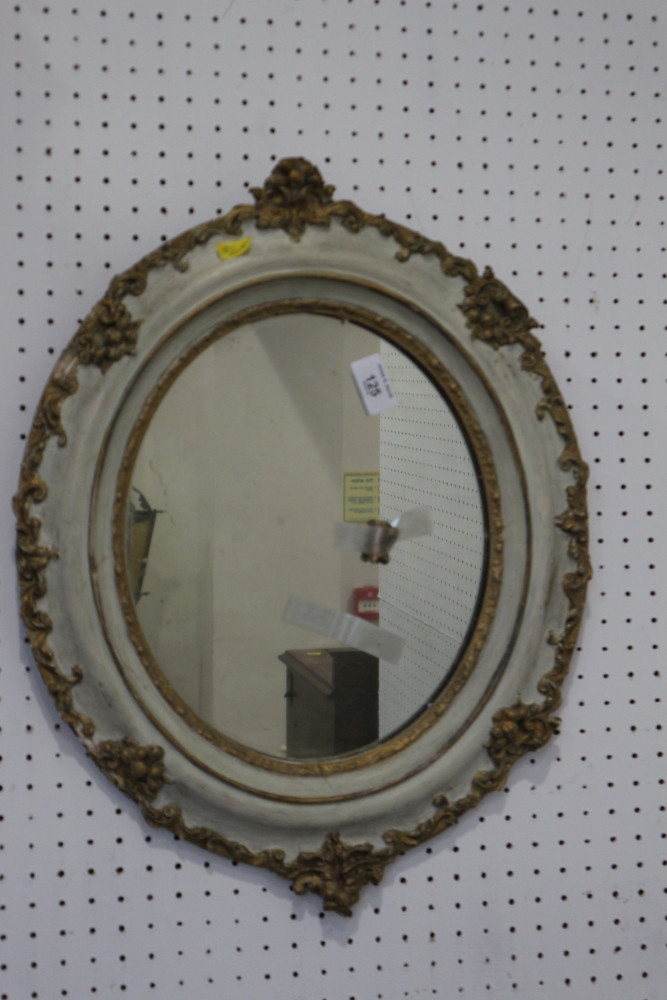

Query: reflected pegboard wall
left=378, top=341, right=485, bottom=736
left=1, top=2, right=665, bottom=998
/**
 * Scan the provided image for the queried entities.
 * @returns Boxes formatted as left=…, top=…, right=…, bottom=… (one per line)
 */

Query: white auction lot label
left=350, top=353, right=399, bottom=416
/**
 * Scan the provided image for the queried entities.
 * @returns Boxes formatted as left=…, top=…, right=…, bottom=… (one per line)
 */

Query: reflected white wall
left=132, top=316, right=379, bottom=756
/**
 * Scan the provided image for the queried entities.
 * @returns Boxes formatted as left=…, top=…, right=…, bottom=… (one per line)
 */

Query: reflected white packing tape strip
left=334, top=507, right=433, bottom=557
left=392, top=507, right=433, bottom=540
left=282, top=595, right=405, bottom=665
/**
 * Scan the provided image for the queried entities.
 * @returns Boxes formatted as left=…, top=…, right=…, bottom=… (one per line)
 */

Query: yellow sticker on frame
left=217, top=237, right=252, bottom=260
left=343, top=472, right=380, bottom=523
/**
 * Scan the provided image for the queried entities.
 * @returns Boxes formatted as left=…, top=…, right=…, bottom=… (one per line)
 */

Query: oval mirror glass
left=123, top=312, right=486, bottom=760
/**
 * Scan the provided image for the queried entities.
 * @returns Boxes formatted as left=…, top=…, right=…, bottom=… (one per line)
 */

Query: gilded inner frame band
left=109, top=295, right=508, bottom=780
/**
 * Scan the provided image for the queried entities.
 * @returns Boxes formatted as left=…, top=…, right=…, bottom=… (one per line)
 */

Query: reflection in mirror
left=125, top=314, right=485, bottom=759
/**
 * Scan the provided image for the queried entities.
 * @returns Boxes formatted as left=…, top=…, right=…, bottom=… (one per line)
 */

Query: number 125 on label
left=350, top=353, right=399, bottom=416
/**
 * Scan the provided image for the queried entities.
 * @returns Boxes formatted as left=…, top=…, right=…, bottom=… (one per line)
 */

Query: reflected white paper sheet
left=282, top=595, right=405, bottom=665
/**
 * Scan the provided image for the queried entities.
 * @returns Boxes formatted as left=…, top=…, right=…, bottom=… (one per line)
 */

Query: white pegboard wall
left=1, top=1, right=666, bottom=998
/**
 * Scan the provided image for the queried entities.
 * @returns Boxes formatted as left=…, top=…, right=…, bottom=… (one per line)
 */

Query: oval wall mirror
left=15, top=159, right=590, bottom=914
left=125, top=310, right=488, bottom=762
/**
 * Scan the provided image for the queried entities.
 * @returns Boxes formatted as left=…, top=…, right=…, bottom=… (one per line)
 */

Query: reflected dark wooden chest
left=280, top=647, right=379, bottom=759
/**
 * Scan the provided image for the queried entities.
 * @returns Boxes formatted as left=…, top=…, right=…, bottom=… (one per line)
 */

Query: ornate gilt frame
left=14, top=159, right=590, bottom=915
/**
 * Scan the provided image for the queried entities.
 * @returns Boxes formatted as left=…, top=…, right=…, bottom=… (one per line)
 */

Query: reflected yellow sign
left=343, top=472, right=380, bottom=522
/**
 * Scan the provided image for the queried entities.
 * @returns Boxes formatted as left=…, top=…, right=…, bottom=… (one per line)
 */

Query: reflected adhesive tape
left=217, top=237, right=252, bottom=259
left=393, top=507, right=433, bottom=541
left=282, top=595, right=405, bottom=665
left=334, top=507, right=433, bottom=554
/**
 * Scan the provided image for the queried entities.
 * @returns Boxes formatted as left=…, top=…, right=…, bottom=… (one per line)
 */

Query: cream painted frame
left=14, top=159, right=590, bottom=915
